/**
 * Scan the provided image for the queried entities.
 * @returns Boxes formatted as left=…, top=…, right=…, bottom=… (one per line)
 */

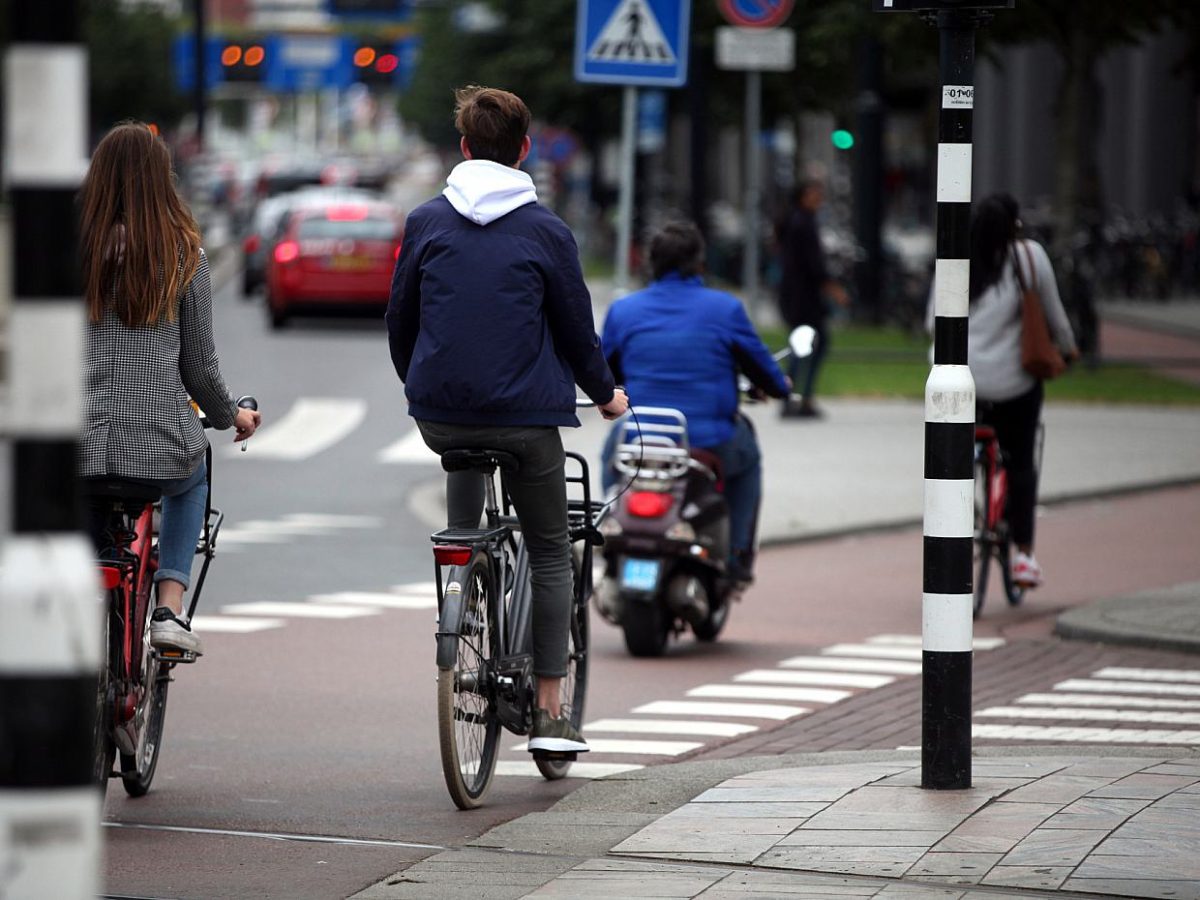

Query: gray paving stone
left=1000, top=827, right=1108, bottom=866
left=933, top=834, right=1023, bottom=854
left=821, top=786, right=1000, bottom=815
left=1143, top=762, right=1200, bottom=777
left=1040, top=796, right=1152, bottom=831
left=1063, top=877, right=1200, bottom=899
left=980, top=865, right=1072, bottom=890
left=931, top=802, right=1060, bottom=843
left=667, top=802, right=829, bottom=819
left=906, top=852, right=1003, bottom=878
left=1150, top=792, right=1200, bottom=810
left=1076, top=851, right=1200, bottom=881
left=873, top=886, right=966, bottom=899
left=755, top=853, right=914, bottom=878
left=996, top=774, right=1116, bottom=805
left=611, top=827, right=784, bottom=863
left=795, top=811, right=968, bottom=832
left=967, top=759, right=1075, bottom=778
left=1088, top=773, right=1199, bottom=800
left=777, top=830, right=944, bottom=848
left=695, top=786, right=858, bottom=804
left=527, top=858, right=725, bottom=898
left=1059, top=758, right=1167, bottom=778
left=468, top=811, right=658, bottom=856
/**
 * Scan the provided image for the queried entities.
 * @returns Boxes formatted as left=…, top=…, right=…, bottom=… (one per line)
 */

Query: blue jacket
left=601, top=274, right=789, bottom=448
left=386, top=162, right=614, bottom=427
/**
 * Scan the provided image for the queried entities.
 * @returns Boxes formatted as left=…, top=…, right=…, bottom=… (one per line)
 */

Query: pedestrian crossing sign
left=575, top=0, right=691, bottom=87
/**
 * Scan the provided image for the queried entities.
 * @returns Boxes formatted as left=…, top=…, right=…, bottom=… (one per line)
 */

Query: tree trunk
left=1052, top=27, right=1105, bottom=253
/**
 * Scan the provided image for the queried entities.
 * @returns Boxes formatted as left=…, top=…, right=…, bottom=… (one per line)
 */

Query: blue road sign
left=172, top=35, right=223, bottom=92
left=575, top=0, right=691, bottom=87
left=268, top=35, right=352, bottom=92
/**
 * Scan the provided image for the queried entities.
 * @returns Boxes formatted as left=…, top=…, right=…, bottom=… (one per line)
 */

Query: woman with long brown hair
left=80, top=121, right=260, bottom=655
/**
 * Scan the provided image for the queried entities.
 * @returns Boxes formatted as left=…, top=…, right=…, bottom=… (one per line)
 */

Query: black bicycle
left=429, top=447, right=607, bottom=810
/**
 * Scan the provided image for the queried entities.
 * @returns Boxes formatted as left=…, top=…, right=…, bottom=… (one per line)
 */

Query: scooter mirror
left=788, top=325, right=817, bottom=359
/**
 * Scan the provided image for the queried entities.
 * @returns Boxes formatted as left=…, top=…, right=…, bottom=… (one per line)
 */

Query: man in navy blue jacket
left=387, top=86, right=627, bottom=754
left=601, top=221, right=789, bottom=587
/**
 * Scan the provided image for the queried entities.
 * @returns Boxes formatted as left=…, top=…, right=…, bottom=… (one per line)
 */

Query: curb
left=1055, top=581, right=1200, bottom=655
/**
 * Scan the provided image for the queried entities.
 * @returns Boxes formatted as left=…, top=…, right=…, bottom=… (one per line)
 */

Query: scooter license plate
left=621, top=558, right=660, bottom=591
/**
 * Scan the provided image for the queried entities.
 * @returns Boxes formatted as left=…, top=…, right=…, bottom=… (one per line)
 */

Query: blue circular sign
left=718, top=0, right=794, bottom=28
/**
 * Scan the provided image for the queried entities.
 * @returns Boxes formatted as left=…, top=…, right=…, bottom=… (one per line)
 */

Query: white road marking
left=511, top=739, right=701, bottom=756
left=974, top=724, right=1200, bottom=745
left=688, top=684, right=850, bottom=704
left=237, top=398, right=367, bottom=461
left=493, top=761, right=642, bottom=779
left=102, top=821, right=444, bottom=850
left=281, top=513, right=383, bottom=528
left=1055, top=679, right=1200, bottom=697
left=378, top=428, right=440, bottom=464
left=867, top=633, right=1005, bottom=650
left=222, top=601, right=380, bottom=619
left=820, top=643, right=923, bottom=661
left=217, top=529, right=290, bottom=545
left=734, top=669, right=893, bottom=689
left=310, top=591, right=436, bottom=610
left=780, top=656, right=922, bottom=676
left=188, top=616, right=284, bottom=633
left=584, top=719, right=756, bottom=738
left=1094, top=667, right=1200, bottom=684
left=391, top=582, right=438, bottom=596
left=633, top=700, right=807, bottom=721
left=978, top=706, right=1200, bottom=726
left=1018, top=692, right=1200, bottom=710
left=228, top=519, right=334, bottom=536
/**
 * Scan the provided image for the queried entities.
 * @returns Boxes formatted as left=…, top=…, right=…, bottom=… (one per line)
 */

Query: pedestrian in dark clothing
left=776, top=180, right=847, bottom=418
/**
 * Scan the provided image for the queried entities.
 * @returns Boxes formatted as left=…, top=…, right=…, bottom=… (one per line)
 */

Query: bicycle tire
left=536, top=553, right=590, bottom=781
left=93, top=596, right=117, bottom=792
left=973, top=460, right=992, bottom=620
left=437, top=552, right=501, bottom=809
left=120, top=665, right=169, bottom=797
left=997, top=525, right=1026, bottom=607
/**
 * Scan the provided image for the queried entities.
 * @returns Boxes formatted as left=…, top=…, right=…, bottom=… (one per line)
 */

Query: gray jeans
left=416, top=421, right=572, bottom=678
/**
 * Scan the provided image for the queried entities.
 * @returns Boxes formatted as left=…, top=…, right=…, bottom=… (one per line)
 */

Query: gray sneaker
left=150, top=607, right=204, bottom=657
left=528, top=709, right=589, bottom=753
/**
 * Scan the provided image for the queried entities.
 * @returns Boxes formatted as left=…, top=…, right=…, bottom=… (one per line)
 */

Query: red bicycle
left=87, top=396, right=255, bottom=796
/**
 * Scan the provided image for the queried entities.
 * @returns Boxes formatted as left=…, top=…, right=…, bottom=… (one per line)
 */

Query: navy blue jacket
left=386, top=196, right=614, bottom=427
left=601, top=274, right=789, bottom=448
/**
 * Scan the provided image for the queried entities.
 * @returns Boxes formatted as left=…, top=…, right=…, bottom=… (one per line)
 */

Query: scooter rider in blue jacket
left=387, top=86, right=628, bottom=754
left=600, top=221, right=790, bottom=588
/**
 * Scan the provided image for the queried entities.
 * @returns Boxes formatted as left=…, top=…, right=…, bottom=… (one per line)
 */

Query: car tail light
left=243, top=234, right=261, bottom=254
left=433, top=545, right=473, bottom=566
left=274, top=240, right=300, bottom=264
left=326, top=206, right=369, bottom=221
left=98, top=566, right=122, bottom=590
left=628, top=491, right=674, bottom=518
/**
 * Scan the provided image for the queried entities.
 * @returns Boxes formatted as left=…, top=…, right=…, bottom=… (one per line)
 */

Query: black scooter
left=596, top=327, right=815, bottom=657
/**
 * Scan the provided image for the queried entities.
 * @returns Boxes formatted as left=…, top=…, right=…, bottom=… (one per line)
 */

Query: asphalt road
left=101, top=258, right=1200, bottom=900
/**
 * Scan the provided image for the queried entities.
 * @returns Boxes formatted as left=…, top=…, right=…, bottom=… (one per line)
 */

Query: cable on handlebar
left=604, top=404, right=645, bottom=510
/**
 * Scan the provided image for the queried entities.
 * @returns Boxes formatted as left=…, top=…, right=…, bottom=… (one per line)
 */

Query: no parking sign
left=718, top=0, right=793, bottom=28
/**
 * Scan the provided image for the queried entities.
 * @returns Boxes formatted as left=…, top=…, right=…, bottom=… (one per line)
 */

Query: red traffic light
left=375, top=53, right=398, bottom=74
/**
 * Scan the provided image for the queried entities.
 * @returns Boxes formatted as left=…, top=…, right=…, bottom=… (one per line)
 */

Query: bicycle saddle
left=440, top=448, right=520, bottom=475
left=82, top=477, right=163, bottom=506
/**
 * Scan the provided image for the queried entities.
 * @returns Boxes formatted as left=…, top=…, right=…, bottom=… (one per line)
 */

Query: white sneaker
left=1011, top=552, right=1043, bottom=589
left=150, top=607, right=204, bottom=656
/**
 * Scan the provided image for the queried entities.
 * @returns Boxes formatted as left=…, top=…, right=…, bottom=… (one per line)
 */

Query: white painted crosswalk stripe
left=779, top=656, right=922, bottom=675
left=377, top=428, right=440, bottom=465
left=733, top=668, right=894, bottom=690
left=867, top=633, right=1005, bottom=650
left=1055, top=678, right=1200, bottom=697
left=1094, top=667, right=1200, bottom=684
left=494, top=761, right=643, bottom=779
left=979, top=706, right=1200, bottom=726
left=585, top=719, right=756, bottom=738
left=189, top=616, right=285, bottom=633
left=234, top=398, right=367, bottom=461
left=1018, top=692, right=1200, bottom=710
left=688, top=684, right=850, bottom=704
left=820, top=643, right=923, bottom=661
left=512, top=738, right=701, bottom=756
left=633, top=700, right=808, bottom=721
left=975, top=724, right=1200, bottom=745
left=310, top=591, right=436, bottom=610
left=218, top=512, right=382, bottom=549
left=223, top=601, right=381, bottom=619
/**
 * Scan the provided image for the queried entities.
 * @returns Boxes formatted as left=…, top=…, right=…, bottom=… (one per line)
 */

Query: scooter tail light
left=98, top=566, right=122, bottom=590
left=433, top=545, right=473, bottom=566
left=627, top=491, right=674, bottom=518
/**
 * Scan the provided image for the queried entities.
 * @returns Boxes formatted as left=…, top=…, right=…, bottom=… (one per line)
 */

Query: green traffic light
left=831, top=130, right=855, bottom=150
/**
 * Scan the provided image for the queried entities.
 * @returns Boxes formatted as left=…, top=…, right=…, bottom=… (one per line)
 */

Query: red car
left=265, top=200, right=403, bottom=328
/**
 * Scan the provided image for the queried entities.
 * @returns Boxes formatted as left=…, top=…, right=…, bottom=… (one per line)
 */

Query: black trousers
left=978, top=382, right=1043, bottom=549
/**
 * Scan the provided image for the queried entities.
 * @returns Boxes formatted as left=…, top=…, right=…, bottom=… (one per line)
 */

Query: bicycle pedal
left=155, top=648, right=198, bottom=664
left=531, top=749, right=577, bottom=762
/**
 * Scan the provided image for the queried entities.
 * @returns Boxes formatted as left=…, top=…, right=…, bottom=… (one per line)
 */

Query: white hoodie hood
left=442, top=159, right=538, bottom=226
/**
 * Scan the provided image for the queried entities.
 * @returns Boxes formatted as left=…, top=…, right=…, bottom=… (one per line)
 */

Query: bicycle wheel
left=93, top=597, right=117, bottom=791
left=437, top=552, right=501, bottom=809
left=536, top=554, right=590, bottom=781
left=120, top=600, right=169, bottom=797
left=972, top=461, right=992, bottom=620
left=997, top=525, right=1026, bottom=607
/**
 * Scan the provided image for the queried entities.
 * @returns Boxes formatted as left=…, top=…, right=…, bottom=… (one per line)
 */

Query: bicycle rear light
left=628, top=491, right=674, bottom=518
left=98, top=566, right=122, bottom=590
left=433, top=545, right=473, bottom=566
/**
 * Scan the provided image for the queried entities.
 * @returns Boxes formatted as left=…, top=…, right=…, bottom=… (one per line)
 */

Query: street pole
left=0, top=2, right=102, bottom=896
left=194, top=0, right=207, bottom=151
left=922, top=7, right=981, bottom=790
left=614, top=84, right=638, bottom=297
left=742, top=70, right=762, bottom=322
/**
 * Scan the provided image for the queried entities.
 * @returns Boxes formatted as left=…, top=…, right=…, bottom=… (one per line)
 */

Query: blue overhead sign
left=575, top=0, right=691, bottom=87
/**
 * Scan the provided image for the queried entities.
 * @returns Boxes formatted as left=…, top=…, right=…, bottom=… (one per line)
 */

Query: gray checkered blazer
left=82, top=249, right=237, bottom=480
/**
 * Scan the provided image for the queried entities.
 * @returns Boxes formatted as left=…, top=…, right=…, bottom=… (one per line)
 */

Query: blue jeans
left=601, top=415, right=763, bottom=580
left=147, top=462, right=208, bottom=590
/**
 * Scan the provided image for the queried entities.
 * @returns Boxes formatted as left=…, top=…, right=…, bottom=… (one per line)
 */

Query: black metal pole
left=921, top=8, right=980, bottom=790
left=1, top=1, right=100, bottom=895
left=194, top=0, right=207, bottom=150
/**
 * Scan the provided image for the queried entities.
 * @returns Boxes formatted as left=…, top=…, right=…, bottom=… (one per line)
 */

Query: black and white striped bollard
left=0, top=3, right=101, bottom=896
left=922, top=7, right=981, bottom=790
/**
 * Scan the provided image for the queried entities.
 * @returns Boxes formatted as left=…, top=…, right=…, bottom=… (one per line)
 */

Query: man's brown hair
left=453, top=85, right=531, bottom=166
left=649, top=221, right=706, bottom=281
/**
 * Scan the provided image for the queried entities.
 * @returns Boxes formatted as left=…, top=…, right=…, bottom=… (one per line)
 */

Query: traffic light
left=220, top=39, right=268, bottom=82
left=351, top=43, right=400, bottom=86
left=831, top=129, right=855, bottom=151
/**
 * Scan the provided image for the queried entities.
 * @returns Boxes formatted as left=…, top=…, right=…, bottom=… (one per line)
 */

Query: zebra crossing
left=496, top=633, right=1008, bottom=780
left=976, top=665, right=1200, bottom=746
left=215, top=512, right=383, bottom=553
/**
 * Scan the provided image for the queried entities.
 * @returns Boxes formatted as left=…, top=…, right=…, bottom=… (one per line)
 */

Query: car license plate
left=621, top=558, right=660, bottom=591
left=328, top=255, right=369, bottom=270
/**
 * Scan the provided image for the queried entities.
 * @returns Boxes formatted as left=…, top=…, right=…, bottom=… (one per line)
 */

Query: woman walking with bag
left=966, top=194, right=1078, bottom=588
